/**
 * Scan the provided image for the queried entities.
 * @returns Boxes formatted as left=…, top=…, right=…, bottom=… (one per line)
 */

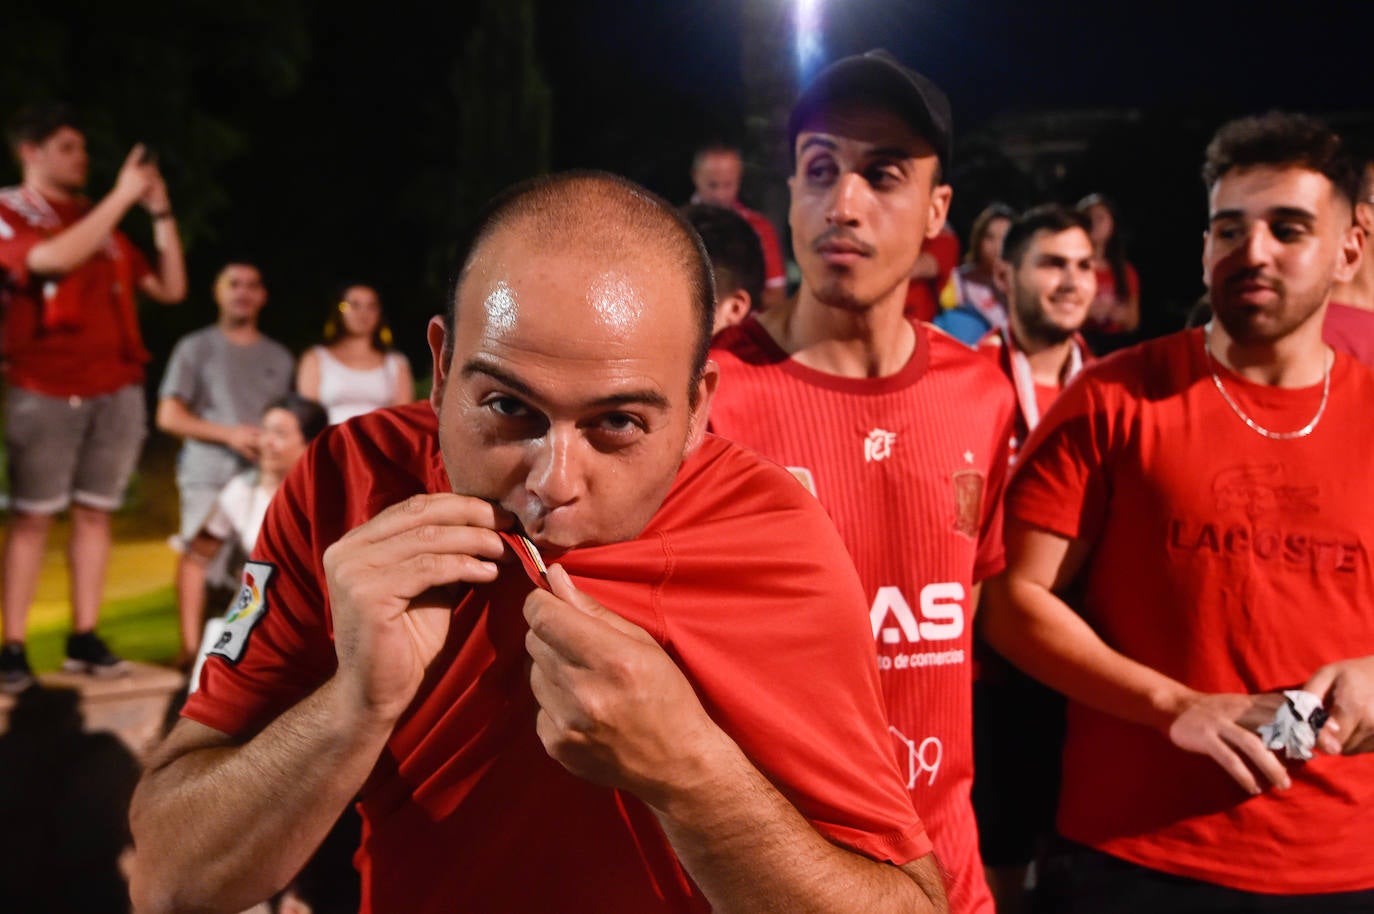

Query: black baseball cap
left=787, top=49, right=953, bottom=173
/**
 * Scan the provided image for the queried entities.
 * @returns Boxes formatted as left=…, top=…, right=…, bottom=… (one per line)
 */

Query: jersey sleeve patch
left=210, top=561, right=276, bottom=663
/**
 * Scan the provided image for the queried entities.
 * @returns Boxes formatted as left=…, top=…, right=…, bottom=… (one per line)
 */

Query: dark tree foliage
left=0, top=0, right=310, bottom=251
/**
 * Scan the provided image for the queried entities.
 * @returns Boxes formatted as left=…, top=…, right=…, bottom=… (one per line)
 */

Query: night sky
left=8, top=1, right=1372, bottom=371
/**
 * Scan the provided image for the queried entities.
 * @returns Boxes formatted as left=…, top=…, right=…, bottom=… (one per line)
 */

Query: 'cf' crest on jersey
left=864, top=428, right=897, bottom=462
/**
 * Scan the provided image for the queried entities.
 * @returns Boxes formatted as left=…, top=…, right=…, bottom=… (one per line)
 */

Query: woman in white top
left=296, top=283, right=414, bottom=424
left=174, top=394, right=328, bottom=666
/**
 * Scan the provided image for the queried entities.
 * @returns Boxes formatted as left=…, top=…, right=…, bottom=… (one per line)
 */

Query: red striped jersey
left=709, top=317, right=1015, bottom=914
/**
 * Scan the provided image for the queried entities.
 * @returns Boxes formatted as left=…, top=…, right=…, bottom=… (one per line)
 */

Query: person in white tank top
left=296, top=283, right=414, bottom=424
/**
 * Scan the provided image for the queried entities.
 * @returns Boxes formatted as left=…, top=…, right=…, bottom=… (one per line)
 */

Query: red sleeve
left=1126, top=261, right=1141, bottom=300
left=656, top=454, right=932, bottom=864
left=754, top=217, right=787, bottom=289
left=181, top=441, right=341, bottom=736
left=0, top=200, right=43, bottom=288
left=1006, top=369, right=1121, bottom=543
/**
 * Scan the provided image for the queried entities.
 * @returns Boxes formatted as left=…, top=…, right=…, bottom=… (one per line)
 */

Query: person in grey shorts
left=156, top=261, right=294, bottom=664
left=0, top=104, right=187, bottom=692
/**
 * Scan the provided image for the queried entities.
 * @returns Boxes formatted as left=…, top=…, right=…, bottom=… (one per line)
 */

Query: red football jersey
left=709, top=318, right=1015, bottom=914
left=1010, top=328, right=1374, bottom=894
left=183, top=402, right=929, bottom=913
left=0, top=186, right=150, bottom=396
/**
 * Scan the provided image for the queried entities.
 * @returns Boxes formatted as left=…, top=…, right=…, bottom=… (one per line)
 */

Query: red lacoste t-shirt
left=0, top=188, right=150, bottom=396
left=709, top=318, right=1014, bottom=914
left=1008, top=328, right=1374, bottom=894
left=183, top=402, right=930, bottom=913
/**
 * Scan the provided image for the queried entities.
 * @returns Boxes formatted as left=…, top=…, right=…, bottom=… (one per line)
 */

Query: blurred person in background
left=1325, top=151, right=1374, bottom=366
left=0, top=103, right=186, bottom=691
left=971, top=203, right=1095, bottom=913
left=157, top=262, right=294, bottom=660
left=934, top=202, right=1015, bottom=344
left=176, top=394, right=326, bottom=668
left=689, top=142, right=788, bottom=309
left=296, top=283, right=414, bottom=425
left=683, top=203, right=766, bottom=337
left=1077, top=193, right=1141, bottom=346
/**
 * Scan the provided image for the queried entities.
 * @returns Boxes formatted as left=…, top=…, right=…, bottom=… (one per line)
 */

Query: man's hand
left=1167, top=692, right=1289, bottom=794
left=1304, top=657, right=1374, bottom=755
left=141, top=171, right=171, bottom=216
left=113, top=144, right=159, bottom=206
left=224, top=425, right=262, bottom=461
left=524, top=565, right=727, bottom=808
left=324, top=493, right=513, bottom=724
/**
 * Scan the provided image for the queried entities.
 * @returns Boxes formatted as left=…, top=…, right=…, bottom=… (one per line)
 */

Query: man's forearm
left=648, top=730, right=945, bottom=914
left=981, top=574, right=1194, bottom=731
left=156, top=399, right=233, bottom=446
left=129, top=676, right=394, bottom=914
left=147, top=214, right=187, bottom=303
left=25, top=187, right=137, bottom=276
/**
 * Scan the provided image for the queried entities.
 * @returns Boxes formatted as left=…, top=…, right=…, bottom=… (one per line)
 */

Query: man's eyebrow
left=462, top=359, right=538, bottom=400
left=1210, top=206, right=1317, bottom=224
left=1267, top=206, right=1318, bottom=222
left=461, top=358, right=671, bottom=411
left=798, top=137, right=838, bottom=156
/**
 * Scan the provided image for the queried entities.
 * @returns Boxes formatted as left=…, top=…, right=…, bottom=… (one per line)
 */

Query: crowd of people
left=1, top=45, right=1373, bottom=914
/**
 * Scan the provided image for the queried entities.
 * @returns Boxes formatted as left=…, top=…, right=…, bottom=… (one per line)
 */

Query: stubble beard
left=1014, top=293, right=1078, bottom=347
left=1211, top=281, right=1329, bottom=347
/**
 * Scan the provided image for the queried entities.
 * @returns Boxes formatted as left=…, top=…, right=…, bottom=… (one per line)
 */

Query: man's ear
left=992, top=258, right=1013, bottom=296
left=426, top=315, right=451, bottom=412
left=1334, top=217, right=1365, bottom=285
left=924, top=182, right=954, bottom=240
left=684, top=359, right=720, bottom=454
left=15, top=141, right=39, bottom=171
left=715, top=290, right=752, bottom=333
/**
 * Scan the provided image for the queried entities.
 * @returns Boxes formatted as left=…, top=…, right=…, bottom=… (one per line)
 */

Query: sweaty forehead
left=456, top=226, right=696, bottom=362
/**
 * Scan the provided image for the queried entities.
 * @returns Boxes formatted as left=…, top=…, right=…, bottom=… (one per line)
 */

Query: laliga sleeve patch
left=210, top=561, right=275, bottom=663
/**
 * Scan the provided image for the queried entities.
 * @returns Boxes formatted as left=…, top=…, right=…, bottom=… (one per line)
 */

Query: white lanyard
left=1007, top=329, right=1084, bottom=432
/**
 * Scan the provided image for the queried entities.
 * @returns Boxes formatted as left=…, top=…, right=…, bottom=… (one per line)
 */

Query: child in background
left=175, top=394, right=327, bottom=668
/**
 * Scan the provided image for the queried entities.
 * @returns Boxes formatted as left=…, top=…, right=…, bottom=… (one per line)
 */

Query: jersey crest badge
left=864, top=428, right=897, bottom=463
left=951, top=467, right=985, bottom=539
left=210, top=561, right=276, bottom=664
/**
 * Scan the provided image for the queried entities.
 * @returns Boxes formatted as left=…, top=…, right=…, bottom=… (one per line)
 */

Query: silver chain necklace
left=1203, top=331, right=1330, bottom=440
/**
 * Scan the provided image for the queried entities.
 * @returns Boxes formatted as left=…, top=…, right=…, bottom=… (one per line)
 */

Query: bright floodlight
left=796, top=0, right=824, bottom=82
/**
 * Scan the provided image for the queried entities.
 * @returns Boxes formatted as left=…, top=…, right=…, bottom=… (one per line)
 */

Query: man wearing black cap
left=711, top=51, right=1013, bottom=914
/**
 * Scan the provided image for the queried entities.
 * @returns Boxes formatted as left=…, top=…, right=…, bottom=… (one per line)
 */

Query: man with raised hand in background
left=0, top=103, right=186, bottom=691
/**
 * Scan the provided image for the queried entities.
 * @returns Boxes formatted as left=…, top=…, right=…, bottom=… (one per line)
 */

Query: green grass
left=27, top=586, right=179, bottom=672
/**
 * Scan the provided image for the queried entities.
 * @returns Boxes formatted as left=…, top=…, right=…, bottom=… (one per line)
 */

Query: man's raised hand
left=324, top=493, right=513, bottom=724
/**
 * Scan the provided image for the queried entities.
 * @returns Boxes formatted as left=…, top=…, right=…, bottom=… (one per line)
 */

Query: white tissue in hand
left=1258, top=690, right=1325, bottom=761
